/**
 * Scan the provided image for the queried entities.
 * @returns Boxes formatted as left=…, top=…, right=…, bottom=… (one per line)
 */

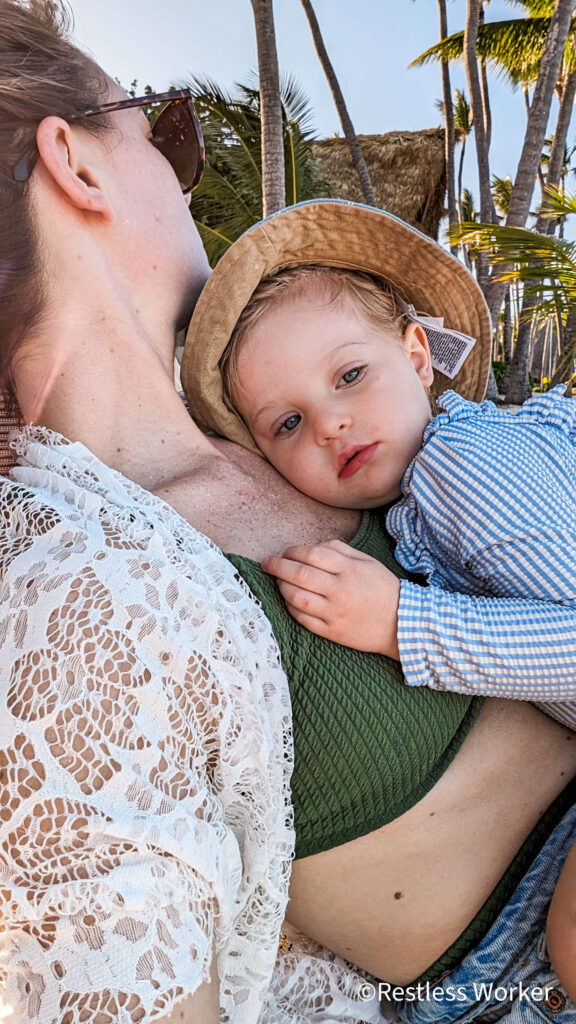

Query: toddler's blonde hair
left=220, top=265, right=411, bottom=412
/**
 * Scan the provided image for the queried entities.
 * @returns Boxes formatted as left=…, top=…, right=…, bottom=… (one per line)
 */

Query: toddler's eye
left=278, top=413, right=301, bottom=435
left=339, top=366, right=363, bottom=386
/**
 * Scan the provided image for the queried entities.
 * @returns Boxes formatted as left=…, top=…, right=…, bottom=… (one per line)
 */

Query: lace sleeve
left=0, top=463, right=293, bottom=1023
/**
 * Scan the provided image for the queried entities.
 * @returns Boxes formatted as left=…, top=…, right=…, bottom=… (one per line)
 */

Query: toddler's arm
left=261, top=540, right=401, bottom=658
left=547, top=844, right=576, bottom=1001
left=388, top=393, right=576, bottom=713
left=397, top=578, right=576, bottom=701
left=264, top=543, right=576, bottom=712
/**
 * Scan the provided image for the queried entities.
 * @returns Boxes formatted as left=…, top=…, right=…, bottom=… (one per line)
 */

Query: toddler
left=182, top=200, right=576, bottom=997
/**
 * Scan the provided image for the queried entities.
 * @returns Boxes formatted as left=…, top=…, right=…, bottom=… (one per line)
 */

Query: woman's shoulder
left=207, top=437, right=360, bottom=559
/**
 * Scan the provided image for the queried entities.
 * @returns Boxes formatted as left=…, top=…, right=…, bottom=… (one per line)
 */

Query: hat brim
left=182, top=200, right=492, bottom=455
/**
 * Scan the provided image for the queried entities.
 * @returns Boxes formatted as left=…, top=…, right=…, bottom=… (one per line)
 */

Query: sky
left=64, top=0, right=557, bottom=218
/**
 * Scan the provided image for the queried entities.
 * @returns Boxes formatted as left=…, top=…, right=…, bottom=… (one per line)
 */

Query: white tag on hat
left=407, top=309, right=477, bottom=379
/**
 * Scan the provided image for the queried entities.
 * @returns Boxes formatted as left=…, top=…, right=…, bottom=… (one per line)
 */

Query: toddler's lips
left=338, top=443, right=379, bottom=479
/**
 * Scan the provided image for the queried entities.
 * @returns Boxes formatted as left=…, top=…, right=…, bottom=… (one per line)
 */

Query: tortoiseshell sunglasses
left=12, top=89, right=205, bottom=195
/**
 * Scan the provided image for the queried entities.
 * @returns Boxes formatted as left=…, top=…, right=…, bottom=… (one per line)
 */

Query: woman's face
left=99, top=82, right=210, bottom=324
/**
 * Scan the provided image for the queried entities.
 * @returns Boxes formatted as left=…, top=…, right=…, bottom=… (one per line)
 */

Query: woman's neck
left=12, top=308, right=218, bottom=491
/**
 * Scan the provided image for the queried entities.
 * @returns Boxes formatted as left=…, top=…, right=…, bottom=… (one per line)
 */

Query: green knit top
left=227, top=510, right=481, bottom=859
left=227, top=510, right=575, bottom=983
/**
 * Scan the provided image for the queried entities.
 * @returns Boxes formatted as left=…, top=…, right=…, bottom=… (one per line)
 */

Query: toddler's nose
left=314, top=408, right=351, bottom=444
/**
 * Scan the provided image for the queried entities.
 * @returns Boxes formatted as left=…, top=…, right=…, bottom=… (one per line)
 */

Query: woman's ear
left=403, top=321, right=434, bottom=387
left=35, top=116, right=114, bottom=221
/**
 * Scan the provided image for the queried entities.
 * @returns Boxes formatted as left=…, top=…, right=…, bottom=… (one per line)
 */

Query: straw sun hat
left=181, top=199, right=492, bottom=455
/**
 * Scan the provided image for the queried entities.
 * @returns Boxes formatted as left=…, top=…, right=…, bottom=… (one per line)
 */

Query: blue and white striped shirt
left=386, top=386, right=576, bottom=730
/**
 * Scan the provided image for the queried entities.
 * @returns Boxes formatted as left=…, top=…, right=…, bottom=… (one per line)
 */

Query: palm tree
left=413, top=4, right=571, bottom=87
left=250, top=0, right=285, bottom=215
left=491, top=175, right=516, bottom=363
left=491, top=175, right=513, bottom=218
left=460, top=188, right=479, bottom=223
left=504, top=1, right=574, bottom=227
left=437, top=0, right=458, bottom=247
left=478, top=2, right=493, bottom=152
left=496, top=0, right=575, bottom=400
left=298, top=0, right=377, bottom=207
left=464, top=0, right=496, bottom=298
left=414, top=4, right=576, bottom=238
left=453, top=186, right=576, bottom=386
left=454, top=91, right=473, bottom=220
left=436, top=89, right=474, bottom=221
left=535, top=69, right=576, bottom=233
left=459, top=188, right=479, bottom=272
left=416, top=0, right=575, bottom=399
left=188, top=77, right=328, bottom=266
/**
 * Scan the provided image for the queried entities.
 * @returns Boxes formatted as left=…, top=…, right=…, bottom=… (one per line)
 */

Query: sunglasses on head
left=12, top=88, right=205, bottom=195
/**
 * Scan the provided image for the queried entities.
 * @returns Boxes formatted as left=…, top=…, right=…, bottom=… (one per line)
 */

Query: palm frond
left=491, top=175, right=513, bottom=218
left=460, top=189, right=478, bottom=222
left=504, top=1, right=556, bottom=15
left=187, top=75, right=327, bottom=266
left=453, top=89, right=473, bottom=133
left=411, top=17, right=576, bottom=86
left=539, top=184, right=576, bottom=219
left=436, top=89, right=473, bottom=133
left=452, top=221, right=576, bottom=306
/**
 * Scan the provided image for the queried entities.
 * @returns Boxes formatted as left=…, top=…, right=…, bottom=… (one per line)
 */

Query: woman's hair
left=0, top=0, right=112, bottom=389
left=220, top=264, right=411, bottom=411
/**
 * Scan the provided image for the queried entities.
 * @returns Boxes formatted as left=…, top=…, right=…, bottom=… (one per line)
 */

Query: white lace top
left=0, top=429, right=386, bottom=1024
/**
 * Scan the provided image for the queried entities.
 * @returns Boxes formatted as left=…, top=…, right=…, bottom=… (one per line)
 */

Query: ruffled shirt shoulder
left=387, top=386, right=576, bottom=591
left=430, top=384, right=576, bottom=435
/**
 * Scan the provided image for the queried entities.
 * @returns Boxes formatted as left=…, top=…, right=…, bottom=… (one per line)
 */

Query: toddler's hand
left=261, top=539, right=400, bottom=658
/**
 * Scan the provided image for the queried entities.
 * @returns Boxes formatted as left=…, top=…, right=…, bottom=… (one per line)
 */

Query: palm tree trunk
left=505, top=0, right=574, bottom=232
left=550, top=306, right=576, bottom=386
left=462, top=2, right=499, bottom=398
left=521, top=73, right=576, bottom=391
left=504, top=293, right=538, bottom=402
left=437, top=0, right=458, bottom=253
left=251, top=0, right=285, bottom=216
left=479, top=3, right=492, bottom=150
left=480, top=60, right=492, bottom=151
left=464, top=0, right=495, bottom=228
left=536, top=69, right=576, bottom=234
left=493, top=0, right=574, bottom=401
left=299, top=0, right=377, bottom=207
left=464, top=0, right=495, bottom=297
left=506, top=73, right=576, bottom=399
left=502, top=286, right=513, bottom=364
left=457, top=139, right=467, bottom=220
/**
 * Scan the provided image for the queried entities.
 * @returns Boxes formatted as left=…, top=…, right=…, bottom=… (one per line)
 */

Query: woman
left=0, top=3, right=574, bottom=1023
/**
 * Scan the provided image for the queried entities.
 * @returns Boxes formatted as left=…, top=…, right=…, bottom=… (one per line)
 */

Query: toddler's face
left=233, top=293, right=434, bottom=509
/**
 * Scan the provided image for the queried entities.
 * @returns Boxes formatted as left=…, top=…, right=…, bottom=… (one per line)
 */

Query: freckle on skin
left=429, top=812, right=435, bottom=816
left=394, top=891, right=404, bottom=900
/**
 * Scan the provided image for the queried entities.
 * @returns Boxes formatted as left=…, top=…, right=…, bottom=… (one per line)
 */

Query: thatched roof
left=310, top=129, right=446, bottom=240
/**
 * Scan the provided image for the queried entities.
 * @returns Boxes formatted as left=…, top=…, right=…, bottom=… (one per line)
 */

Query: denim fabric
left=387, top=803, right=576, bottom=1024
